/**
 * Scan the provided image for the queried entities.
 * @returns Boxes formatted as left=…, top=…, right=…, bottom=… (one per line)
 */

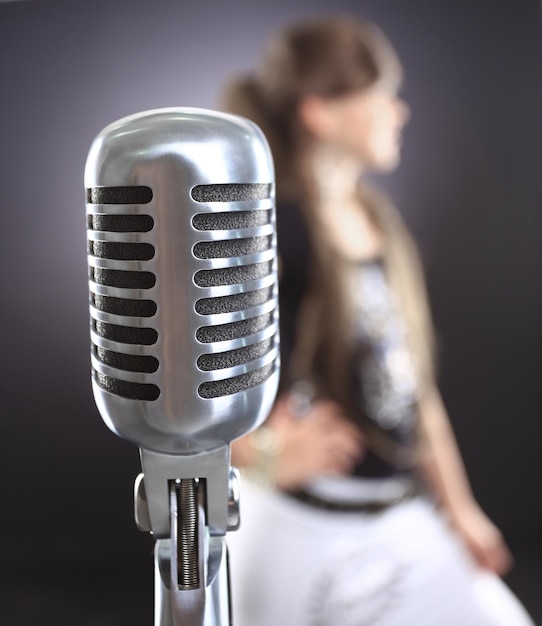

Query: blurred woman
left=221, top=15, right=533, bottom=625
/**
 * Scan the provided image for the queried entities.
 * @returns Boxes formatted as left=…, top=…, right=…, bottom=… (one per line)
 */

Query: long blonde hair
left=221, top=15, right=436, bottom=411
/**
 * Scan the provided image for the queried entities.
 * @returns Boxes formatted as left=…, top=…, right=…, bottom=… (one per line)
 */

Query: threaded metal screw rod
left=175, top=479, right=200, bottom=590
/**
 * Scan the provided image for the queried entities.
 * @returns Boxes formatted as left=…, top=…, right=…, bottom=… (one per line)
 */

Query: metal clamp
left=134, top=446, right=239, bottom=625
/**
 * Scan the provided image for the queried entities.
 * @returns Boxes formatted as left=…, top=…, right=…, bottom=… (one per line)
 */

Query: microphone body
left=84, top=108, right=279, bottom=625
left=85, top=107, right=278, bottom=454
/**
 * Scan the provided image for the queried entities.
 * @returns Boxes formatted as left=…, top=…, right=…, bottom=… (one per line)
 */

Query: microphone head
left=84, top=108, right=279, bottom=455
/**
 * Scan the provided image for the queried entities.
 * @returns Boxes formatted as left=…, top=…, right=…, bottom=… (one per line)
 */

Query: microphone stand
left=135, top=447, right=239, bottom=625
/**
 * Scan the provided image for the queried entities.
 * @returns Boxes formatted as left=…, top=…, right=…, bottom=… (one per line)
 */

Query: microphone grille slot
left=198, top=362, right=276, bottom=399
left=90, top=241, right=155, bottom=261
left=197, top=338, right=273, bottom=372
left=89, top=214, right=154, bottom=233
left=192, top=210, right=271, bottom=231
left=94, top=320, right=158, bottom=345
left=92, top=294, right=157, bottom=318
left=94, top=371, right=160, bottom=401
left=91, top=267, right=156, bottom=290
left=87, top=186, right=153, bottom=205
left=193, top=236, right=271, bottom=259
left=191, top=183, right=271, bottom=203
left=95, top=346, right=159, bottom=374
left=195, top=286, right=272, bottom=316
left=194, top=262, right=272, bottom=288
left=196, top=312, right=273, bottom=344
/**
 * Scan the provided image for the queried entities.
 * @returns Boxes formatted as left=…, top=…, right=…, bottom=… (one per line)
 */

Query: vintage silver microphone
left=84, top=108, right=279, bottom=625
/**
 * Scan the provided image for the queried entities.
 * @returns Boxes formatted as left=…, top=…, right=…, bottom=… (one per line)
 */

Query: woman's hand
left=416, top=388, right=514, bottom=577
left=449, top=501, right=514, bottom=576
left=265, top=394, right=365, bottom=491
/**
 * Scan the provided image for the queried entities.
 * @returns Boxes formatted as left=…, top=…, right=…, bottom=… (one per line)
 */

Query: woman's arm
left=232, top=393, right=365, bottom=491
left=417, top=386, right=513, bottom=575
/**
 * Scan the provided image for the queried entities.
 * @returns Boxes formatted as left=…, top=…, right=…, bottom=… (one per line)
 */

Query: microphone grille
left=192, top=183, right=278, bottom=400
left=87, top=185, right=160, bottom=402
left=86, top=182, right=279, bottom=403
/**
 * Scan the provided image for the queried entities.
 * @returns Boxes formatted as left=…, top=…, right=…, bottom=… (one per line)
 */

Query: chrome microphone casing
left=85, top=107, right=279, bottom=456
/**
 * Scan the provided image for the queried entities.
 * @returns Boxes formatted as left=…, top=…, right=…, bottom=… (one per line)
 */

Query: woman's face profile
left=323, top=81, right=410, bottom=171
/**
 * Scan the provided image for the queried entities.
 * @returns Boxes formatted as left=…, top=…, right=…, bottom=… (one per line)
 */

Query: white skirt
left=227, top=482, right=533, bottom=626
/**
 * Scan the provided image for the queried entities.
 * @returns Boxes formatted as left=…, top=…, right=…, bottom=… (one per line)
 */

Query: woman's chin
left=369, top=153, right=401, bottom=173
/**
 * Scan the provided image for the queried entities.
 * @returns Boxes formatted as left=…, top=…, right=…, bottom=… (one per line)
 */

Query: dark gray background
left=0, top=0, right=540, bottom=623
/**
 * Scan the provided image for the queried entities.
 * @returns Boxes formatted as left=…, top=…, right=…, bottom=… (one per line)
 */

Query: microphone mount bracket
left=134, top=445, right=240, bottom=625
